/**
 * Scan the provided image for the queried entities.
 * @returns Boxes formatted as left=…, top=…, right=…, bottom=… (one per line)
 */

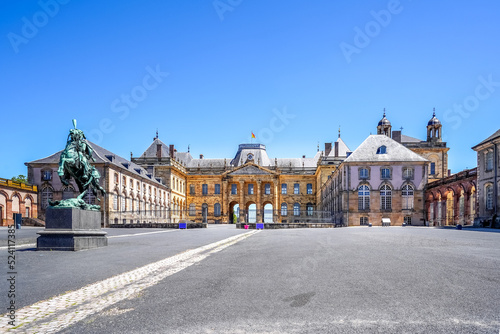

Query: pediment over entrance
left=224, top=163, right=276, bottom=176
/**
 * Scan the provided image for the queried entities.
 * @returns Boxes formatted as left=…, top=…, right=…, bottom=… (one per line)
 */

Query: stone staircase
left=22, top=217, right=45, bottom=227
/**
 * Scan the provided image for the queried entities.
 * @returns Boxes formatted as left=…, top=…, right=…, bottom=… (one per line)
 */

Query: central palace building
left=130, top=112, right=448, bottom=226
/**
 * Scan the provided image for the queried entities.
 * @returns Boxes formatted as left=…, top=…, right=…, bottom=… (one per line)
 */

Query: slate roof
left=140, top=138, right=170, bottom=158
left=28, top=141, right=164, bottom=185
left=344, top=135, right=428, bottom=163
left=400, top=134, right=422, bottom=143
left=326, top=137, right=351, bottom=157
left=472, top=129, right=500, bottom=150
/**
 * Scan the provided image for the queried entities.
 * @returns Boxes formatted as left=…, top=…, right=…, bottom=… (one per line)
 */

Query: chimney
left=156, top=144, right=162, bottom=158
left=302, top=155, right=306, bottom=158
left=392, top=130, right=402, bottom=143
left=169, top=145, right=175, bottom=159
left=200, top=154, right=204, bottom=159
left=325, top=143, right=332, bottom=156
left=448, top=169, right=451, bottom=176
left=334, top=142, right=339, bottom=157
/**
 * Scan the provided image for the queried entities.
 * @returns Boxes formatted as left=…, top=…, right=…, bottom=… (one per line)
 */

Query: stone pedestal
left=37, top=208, right=107, bottom=251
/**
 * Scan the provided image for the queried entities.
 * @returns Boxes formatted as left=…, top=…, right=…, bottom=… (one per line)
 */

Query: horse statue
left=50, top=119, right=106, bottom=210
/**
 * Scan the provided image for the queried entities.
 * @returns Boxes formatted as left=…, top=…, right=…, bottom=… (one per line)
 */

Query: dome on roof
left=428, top=112, right=441, bottom=126
left=378, top=112, right=391, bottom=126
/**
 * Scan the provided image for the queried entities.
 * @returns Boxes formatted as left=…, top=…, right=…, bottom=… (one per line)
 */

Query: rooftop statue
left=49, top=119, right=106, bottom=210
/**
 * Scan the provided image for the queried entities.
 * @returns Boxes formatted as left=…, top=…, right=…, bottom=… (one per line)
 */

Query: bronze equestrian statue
left=49, top=119, right=106, bottom=210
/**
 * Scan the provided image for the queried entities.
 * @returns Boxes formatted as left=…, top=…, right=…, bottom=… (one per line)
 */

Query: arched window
left=293, top=203, right=300, bottom=216
left=62, top=186, right=74, bottom=200
left=402, top=184, right=414, bottom=210
left=358, top=185, right=370, bottom=210
left=214, top=203, right=221, bottom=217
left=486, top=184, right=493, bottom=210
left=380, top=185, right=392, bottom=210
left=306, top=203, right=313, bottom=216
left=85, top=188, right=96, bottom=205
left=281, top=203, right=288, bottom=216
left=11, top=195, right=20, bottom=214
left=41, top=187, right=54, bottom=209
left=189, top=204, right=196, bottom=216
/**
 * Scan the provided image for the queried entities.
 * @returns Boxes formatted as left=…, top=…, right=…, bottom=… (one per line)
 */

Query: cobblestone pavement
left=1, top=230, right=259, bottom=333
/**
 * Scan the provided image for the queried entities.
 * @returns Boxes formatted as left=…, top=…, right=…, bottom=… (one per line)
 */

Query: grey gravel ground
left=3, top=226, right=500, bottom=333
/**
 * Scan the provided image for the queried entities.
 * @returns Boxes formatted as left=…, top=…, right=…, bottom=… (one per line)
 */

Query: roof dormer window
left=376, top=145, right=387, bottom=154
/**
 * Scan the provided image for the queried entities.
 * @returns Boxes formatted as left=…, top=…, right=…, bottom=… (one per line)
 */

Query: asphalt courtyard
left=1, top=225, right=500, bottom=333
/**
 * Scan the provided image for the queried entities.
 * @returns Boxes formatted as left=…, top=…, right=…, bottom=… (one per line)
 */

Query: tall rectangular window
left=281, top=184, right=287, bottom=194
left=359, top=168, right=369, bottom=179
left=264, top=183, right=271, bottom=195
left=430, top=162, right=436, bottom=175
left=360, top=217, right=368, bottom=225
left=231, top=184, right=237, bottom=195
left=248, top=184, right=254, bottom=195
left=214, top=184, right=221, bottom=194
left=294, top=183, right=300, bottom=194
left=486, top=151, right=494, bottom=171
left=307, top=183, right=312, bottom=194
left=381, top=168, right=391, bottom=179
left=202, top=184, right=208, bottom=195
left=190, top=184, right=195, bottom=195
left=402, top=167, right=414, bottom=179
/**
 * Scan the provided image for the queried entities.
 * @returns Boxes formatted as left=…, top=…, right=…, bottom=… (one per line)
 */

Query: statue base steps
left=37, top=208, right=107, bottom=251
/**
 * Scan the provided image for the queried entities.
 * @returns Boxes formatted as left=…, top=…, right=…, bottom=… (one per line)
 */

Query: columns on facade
left=239, top=180, right=245, bottom=223
left=273, top=180, right=279, bottom=223
left=453, top=191, right=461, bottom=225
left=222, top=180, right=227, bottom=221
left=256, top=180, right=262, bottom=223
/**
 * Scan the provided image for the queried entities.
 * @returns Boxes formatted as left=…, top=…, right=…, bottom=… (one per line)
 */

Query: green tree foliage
left=11, top=175, right=28, bottom=184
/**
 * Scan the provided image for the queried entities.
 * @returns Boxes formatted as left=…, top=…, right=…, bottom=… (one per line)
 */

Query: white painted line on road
left=0, top=243, right=36, bottom=250
left=0, top=230, right=176, bottom=250
left=1, top=230, right=260, bottom=333
left=107, top=230, right=176, bottom=238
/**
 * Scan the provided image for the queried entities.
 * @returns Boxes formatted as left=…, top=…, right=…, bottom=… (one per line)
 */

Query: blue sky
left=1, top=0, right=499, bottom=178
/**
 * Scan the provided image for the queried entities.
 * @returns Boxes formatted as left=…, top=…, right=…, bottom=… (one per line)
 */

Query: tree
left=11, top=175, right=28, bottom=184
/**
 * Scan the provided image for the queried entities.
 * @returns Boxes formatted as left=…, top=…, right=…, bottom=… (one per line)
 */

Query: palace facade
left=27, top=112, right=456, bottom=226
left=472, top=129, right=500, bottom=226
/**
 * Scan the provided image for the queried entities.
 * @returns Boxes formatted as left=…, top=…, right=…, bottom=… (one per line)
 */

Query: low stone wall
left=109, top=222, right=207, bottom=229
left=236, top=223, right=337, bottom=229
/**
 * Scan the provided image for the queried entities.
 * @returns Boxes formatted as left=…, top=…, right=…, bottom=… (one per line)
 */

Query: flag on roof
left=251, top=132, right=256, bottom=139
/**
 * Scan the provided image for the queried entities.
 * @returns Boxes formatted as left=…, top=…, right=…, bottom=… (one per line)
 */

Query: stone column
left=6, top=199, right=13, bottom=226
left=256, top=180, right=262, bottom=223
left=239, top=180, right=245, bottom=223
left=453, top=192, right=461, bottom=225
left=222, top=180, right=227, bottom=222
left=273, top=180, right=279, bottom=223
left=464, top=192, right=470, bottom=225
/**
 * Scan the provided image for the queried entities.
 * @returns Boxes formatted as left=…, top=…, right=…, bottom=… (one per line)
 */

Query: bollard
left=14, top=213, right=22, bottom=229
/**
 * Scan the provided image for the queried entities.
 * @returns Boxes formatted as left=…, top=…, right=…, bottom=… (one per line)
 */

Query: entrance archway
left=229, top=201, right=239, bottom=224
left=263, top=203, right=273, bottom=223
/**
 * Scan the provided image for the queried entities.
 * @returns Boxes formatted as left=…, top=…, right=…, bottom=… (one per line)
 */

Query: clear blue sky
left=1, top=0, right=499, bottom=179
